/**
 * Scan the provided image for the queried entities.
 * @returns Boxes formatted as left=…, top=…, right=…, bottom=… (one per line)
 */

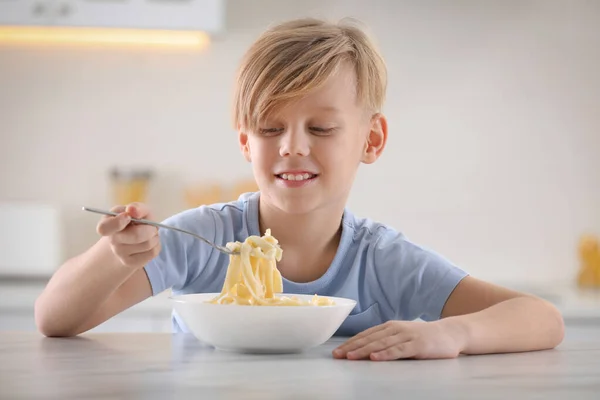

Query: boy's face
left=239, top=64, right=387, bottom=215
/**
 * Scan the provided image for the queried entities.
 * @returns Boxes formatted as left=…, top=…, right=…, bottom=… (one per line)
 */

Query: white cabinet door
left=0, top=0, right=225, bottom=32
left=52, top=0, right=225, bottom=32
left=0, top=0, right=54, bottom=25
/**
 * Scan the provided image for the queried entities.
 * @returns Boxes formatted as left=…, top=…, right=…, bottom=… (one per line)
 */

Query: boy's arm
left=35, top=203, right=213, bottom=337
left=332, top=229, right=564, bottom=360
left=333, top=276, right=564, bottom=360
left=35, top=203, right=161, bottom=337
left=439, top=276, right=565, bottom=354
left=34, top=237, right=153, bottom=337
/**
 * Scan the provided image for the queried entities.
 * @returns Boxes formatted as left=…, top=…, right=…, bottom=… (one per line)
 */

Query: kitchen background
left=1, top=0, right=599, bottom=332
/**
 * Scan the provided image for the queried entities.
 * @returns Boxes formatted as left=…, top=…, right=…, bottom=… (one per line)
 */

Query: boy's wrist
left=96, top=236, right=140, bottom=272
left=437, top=315, right=472, bottom=354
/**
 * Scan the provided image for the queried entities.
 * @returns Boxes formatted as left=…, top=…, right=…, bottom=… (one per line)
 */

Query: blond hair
left=233, top=18, right=387, bottom=132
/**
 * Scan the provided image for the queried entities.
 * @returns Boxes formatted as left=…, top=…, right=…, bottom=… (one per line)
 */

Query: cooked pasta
left=208, top=229, right=334, bottom=306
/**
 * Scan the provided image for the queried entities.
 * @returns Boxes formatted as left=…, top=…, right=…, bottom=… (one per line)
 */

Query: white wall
left=1, top=0, right=598, bottom=285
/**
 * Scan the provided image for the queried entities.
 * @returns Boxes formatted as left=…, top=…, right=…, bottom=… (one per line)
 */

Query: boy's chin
left=268, top=192, right=339, bottom=216
left=274, top=198, right=319, bottom=215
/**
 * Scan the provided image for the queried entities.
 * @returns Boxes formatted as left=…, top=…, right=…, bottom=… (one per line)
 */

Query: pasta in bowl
left=170, top=230, right=356, bottom=353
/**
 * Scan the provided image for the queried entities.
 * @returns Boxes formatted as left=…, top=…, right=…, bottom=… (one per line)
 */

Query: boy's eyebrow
left=314, top=105, right=342, bottom=113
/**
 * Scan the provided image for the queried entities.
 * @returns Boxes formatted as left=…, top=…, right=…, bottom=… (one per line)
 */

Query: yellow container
left=577, top=235, right=600, bottom=288
left=110, top=168, right=153, bottom=206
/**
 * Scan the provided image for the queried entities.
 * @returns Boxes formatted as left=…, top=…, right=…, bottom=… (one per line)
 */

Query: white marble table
left=1, top=326, right=599, bottom=399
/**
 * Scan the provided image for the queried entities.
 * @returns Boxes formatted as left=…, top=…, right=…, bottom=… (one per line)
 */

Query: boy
left=35, top=18, right=564, bottom=361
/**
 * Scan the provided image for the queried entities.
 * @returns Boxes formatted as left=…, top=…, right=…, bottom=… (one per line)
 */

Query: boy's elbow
left=34, top=298, right=78, bottom=338
left=553, top=311, right=566, bottom=348
left=35, top=317, right=77, bottom=337
left=544, top=300, right=565, bottom=348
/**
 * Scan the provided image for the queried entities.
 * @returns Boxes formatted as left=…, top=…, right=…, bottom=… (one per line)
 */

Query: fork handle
left=81, top=206, right=235, bottom=255
left=82, top=206, right=159, bottom=228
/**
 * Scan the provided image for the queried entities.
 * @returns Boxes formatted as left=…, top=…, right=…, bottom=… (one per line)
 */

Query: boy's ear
left=239, top=129, right=252, bottom=162
left=361, top=113, right=388, bottom=164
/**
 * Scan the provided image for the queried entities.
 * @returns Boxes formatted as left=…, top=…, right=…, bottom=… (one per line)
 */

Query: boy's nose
left=279, top=131, right=310, bottom=157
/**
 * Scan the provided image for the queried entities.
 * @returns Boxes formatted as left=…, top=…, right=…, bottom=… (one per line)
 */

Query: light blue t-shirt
left=144, top=192, right=468, bottom=336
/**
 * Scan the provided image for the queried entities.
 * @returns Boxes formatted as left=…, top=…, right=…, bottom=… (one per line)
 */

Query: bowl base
left=214, top=346, right=306, bottom=355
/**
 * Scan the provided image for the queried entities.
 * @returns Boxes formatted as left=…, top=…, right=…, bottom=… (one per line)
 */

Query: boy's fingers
left=333, top=326, right=395, bottom=358
left=125, top=203, right=151, bottom=219
left=371, top=341, right=417, bottom=361
left=110, top=205, right=126, bottom=214
left=97, top=212, right=131, bottom=236
left=333, top=323, right=387, bottom=353
left=113, top=225, right=158, bottom=245
left=112, top=235, right=160, bottom=258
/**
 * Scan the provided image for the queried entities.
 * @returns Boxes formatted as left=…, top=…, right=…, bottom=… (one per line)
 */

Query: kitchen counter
left=1, top=327, right=600, bottom=399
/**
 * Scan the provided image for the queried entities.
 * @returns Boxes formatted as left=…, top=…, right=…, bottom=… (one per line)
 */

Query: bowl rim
left=169, top=292, right=357, bottom=308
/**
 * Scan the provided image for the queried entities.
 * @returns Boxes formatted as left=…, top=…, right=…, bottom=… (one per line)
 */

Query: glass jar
left=110, top=167, right=153, bottom=206
left=577, top=234, right=600, bottom=289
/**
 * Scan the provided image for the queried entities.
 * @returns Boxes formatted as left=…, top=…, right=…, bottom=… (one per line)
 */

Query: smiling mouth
left=275, top=173, right=318, bottom=181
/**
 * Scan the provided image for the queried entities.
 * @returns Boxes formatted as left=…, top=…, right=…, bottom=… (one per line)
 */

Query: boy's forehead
left=312, top=63, right=358, bottom=98
left=273, top=69, right=359, bottom=115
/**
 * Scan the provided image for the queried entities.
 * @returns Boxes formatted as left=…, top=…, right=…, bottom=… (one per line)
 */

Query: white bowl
left=170, top=293, right=356, bottom=353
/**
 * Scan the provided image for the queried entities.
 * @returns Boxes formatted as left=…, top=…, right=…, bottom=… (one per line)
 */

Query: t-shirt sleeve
left=143, top=206, right=217, bottom=296
left=372, top=229, right=469, bottom=322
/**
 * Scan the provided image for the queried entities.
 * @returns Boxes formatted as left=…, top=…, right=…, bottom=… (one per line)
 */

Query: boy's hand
left=332, top=319, right=466, bottom=361
left=96, top=203, right=161, bottom=269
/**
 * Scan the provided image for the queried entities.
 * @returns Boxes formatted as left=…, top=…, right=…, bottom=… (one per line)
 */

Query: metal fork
left=82, top=206, right=238, bottom=255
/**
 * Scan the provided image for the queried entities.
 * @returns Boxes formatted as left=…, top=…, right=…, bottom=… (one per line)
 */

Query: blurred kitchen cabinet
left=0, top=0, right=48, bottom=25
left=90, top=313, right=172, bottom=333
left=0, top=0, right=225, bottom=33
left=0, top=311, right=36, bottom=331
left=0, top=310, right=172, bottom=333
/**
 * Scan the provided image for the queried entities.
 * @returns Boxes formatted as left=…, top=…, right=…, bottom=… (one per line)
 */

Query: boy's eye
left=309, top=127, right=335, bottom=135
left=258, top=128, right=283, bottom=136
left=257, top=127, right=336, bottom=136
